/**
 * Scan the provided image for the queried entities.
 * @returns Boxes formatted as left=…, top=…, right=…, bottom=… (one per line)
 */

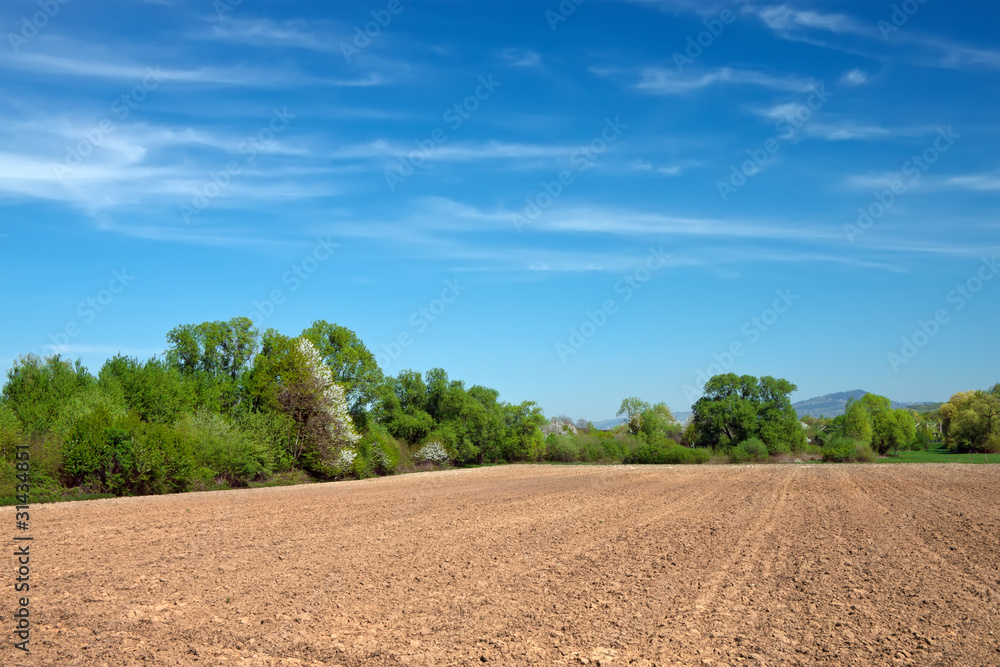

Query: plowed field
left=4, top=464, right=998, bottom=666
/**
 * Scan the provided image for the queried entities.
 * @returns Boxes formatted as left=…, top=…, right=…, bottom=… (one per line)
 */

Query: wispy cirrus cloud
left=754, top=103, right=928, bottom=142
left=5, top=52, right=384, bottom=87
left=199, top=17, right=345, bottom=52
left=749, top=3, right=1000, bottom=71
left=591, top=65, right=817, bottom=95
left=755, top=4, right=870, bottom=37
left=942, top=172, right=1000, bottom=191
left=633, top=160, right=688, bottom=177
left=845, top=169, right=1000, bottom=192
left=496, top=47, right=542, bottom=68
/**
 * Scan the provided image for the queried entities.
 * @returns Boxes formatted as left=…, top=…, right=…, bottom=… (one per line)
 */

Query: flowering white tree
left=278, top=338, right=359, bottom=474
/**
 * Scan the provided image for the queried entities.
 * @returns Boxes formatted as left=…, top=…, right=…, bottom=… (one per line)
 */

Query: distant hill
left=792, top=390, right=936, bottom=419
left=591, top=417, right=624, bottom=430
left=590, top=411, right=691, bottom=431
left=905, top=402, right=944, bottom=413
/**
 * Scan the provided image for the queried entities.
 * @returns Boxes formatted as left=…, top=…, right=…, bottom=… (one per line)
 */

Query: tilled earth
left=3, top=464, right=999, bottom=666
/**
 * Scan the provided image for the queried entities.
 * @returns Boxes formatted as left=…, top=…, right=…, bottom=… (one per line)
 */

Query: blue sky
left=0, top=0, right=997, bottom=420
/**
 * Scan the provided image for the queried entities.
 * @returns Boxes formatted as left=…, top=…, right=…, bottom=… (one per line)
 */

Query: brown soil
left=4, top=464, right=999, bottom=666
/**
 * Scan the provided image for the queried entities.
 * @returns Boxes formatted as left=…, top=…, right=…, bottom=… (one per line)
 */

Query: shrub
left=765, top=437, right=791, bottom=456
left=61, top=410, right=169, bottom=496
left=239, top=410, right=297, bottom=473
left=360, top=424, right=402, bottom=475
left=854, top=444, right=878, bottom=462
left=413, top=441, right=450, bottom=465
left=133, top=421, right=195, bottom=493
left=624, top=441, right=710, bottom=464
left=0, top=403, right=24, bottom=462
left=729, top=437, right=769, bottom=464
left=822, top=436, right=876, bottom=463
left=544, top=434, right=580, bottom=462
left=49, top=385, right=128, bottom=446
left=173, top=411, right=270, bottom=486
left=329, top=448, right=363, bottom=478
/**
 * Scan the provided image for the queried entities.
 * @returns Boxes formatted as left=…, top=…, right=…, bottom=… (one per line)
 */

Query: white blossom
left=414, top=441, right=450, bottom=464
left=297, top=338, right=360, bottom=446
left=336, top=448, right=357, bottom=470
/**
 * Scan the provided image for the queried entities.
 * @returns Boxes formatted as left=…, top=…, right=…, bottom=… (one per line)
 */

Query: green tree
left=638, top=402, right=682, bottom=443
left=843, top=396, right=873, bottom=446
left=246, top=333, right=358, bottom=474
left=691, top=374, right=761, bottom=449
left=754, top=376, right=805, bottom=453
left=165, top=317, right=260, bottom=380
left=165, top=317, right=260, bottom=414
left=889, top=409, right=917, bottom=453
left=691, top=374, right=802, bottom=452
left=2, top=354, right=95, bottom=435
left=941, top=385, right=1000, bottom=453
left=301, top=320, right=383, bottom=425
left=617, top=397, right=652, bottom=436
left=860, top=394, right=896, bottom=455
left=98, top=355, right=193, bottom=423
left=0, top=402, right=24, bottom=461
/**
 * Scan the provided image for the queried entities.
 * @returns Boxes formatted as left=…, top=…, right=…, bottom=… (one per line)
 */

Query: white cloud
left=846, top=170, right=1000, bottom=192
left=497, top=48, right=542, bottom=68
left=633, top=160, right=685, bottom=176
left=593, top=65, right=817, bottom=95
left=942, top=172, right=1000, bottom=191
left=6, top=52, right=383, bottom=87
left=840, top=68, right=868, bottom=86
left=751, top=3, right=1000, bottom=72
left=755, top=5, right=869, bottom=36
left=202, top=17, right=344, bottom=52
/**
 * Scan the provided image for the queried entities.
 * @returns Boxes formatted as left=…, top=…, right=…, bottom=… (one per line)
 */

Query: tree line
left=0, top=318, right=996, bottom=501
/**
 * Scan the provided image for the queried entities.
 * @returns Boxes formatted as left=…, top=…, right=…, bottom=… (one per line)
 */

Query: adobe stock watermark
left=41, top=268, right=134, bottom=356
left=7, top=0, right=71, bottom=53
left=556, top=245, right=670, bottom=362
left=887, top=255, right=996, bottom=372
left=341, top=0, right=411, bottom=63
left=878, top=0, right=928, bottom=41
left=384, top=74, right=502, bottom=192
left=247, top=236, right=338, bottom=327
left=681, top=288, right=800, bottom=403
left=512, top=116, right=628, bottom=232
left=53, top=66, right=164, bottom=180
left=844, top=127, right=959, bottom=243
left=717, top=84, right=832, bottom=202
left=375, top=279, right=468, bottom=369
left=213, top=0, right=242, bottom=21
left=546, top=0, right=586, bottom=31
left=672, top=0, right=749, bottom=72
left=180, top=107, right=294, bottom=224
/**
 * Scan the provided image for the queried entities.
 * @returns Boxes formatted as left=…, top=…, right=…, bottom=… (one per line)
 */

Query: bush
left=624, top=441, right=710, bottom=464
left=360, top=424, right=403, bottom=475
left=49, top=385, right=128, bottom=446
left=413, top=441, right=450, bottom=465
left=541, top=433, right=632, bottom=464
left=132, top=422, right=195, bottom=493
left=544, top=434, right=580, bottom=462
left=729, top=437, right=769, bottom=464
left=61, top=410, right=168, bottom=496
left=173, top=411, right=270, bottom=486
left=239, top=410, right=297, bottom=473
left=854, top=444, right=878, bottom=462
left=822, top=436, right=876, bottom=463
left=765, top=437, right=791, bottom=456
left=0, top=403, right=24, bottom=462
